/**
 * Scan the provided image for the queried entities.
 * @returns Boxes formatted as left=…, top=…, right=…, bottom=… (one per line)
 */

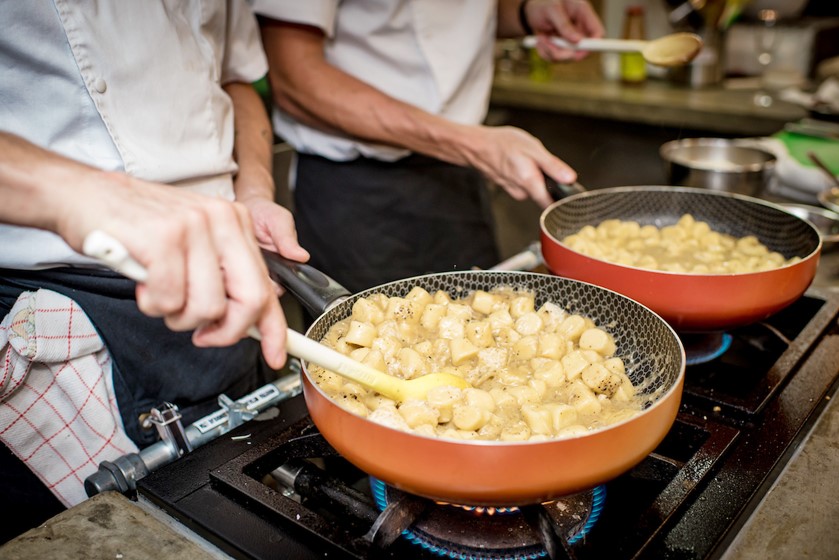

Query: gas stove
left=136, top=287, right=839, bottom=560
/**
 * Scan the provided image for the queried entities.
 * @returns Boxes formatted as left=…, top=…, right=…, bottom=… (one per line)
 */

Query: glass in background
left=620, top=5, right=648, bottom=85
left=495, top=39, right=528, bottom=80
left=753, top=8, right=778, bottom=107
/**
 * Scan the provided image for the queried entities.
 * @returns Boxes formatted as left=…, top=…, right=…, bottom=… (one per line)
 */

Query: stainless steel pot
left=660, top=138, right=776, bottom=196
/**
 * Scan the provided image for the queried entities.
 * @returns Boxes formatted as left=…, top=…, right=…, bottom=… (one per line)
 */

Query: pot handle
left=544, top=173, right=586, bottom=200
left=261, top=250, right=352, bottom=318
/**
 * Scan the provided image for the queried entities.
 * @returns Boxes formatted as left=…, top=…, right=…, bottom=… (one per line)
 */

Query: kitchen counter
left=0, top=491, right=226, bottom=560
left=722, top=391, right=839, bottom=560
left=487, top=71, right=818, bottom=195
left=491, top=74, right=810, bottom=137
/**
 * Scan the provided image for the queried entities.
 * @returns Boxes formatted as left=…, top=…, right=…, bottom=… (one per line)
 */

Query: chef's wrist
left=54, top=169, right=131, bottom=250
left=233, top=167, right=275, bottom=203
left=519, top=0, right=534, bottom=36
left=418, top=119, right=482, bottom=170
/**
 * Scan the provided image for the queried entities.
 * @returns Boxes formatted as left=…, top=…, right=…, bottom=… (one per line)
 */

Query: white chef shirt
left=251, top=0, right=497, bottom=162
left=0, top=0, right=268, bottom=269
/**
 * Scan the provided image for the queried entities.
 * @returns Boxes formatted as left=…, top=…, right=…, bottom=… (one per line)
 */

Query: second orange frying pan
left=540, top=187, right=821, bottom=332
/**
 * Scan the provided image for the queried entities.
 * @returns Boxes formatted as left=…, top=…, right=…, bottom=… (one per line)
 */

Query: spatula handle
left=522, top=36, right=647, bottom=53
left=285, top=329, right=392, bottom=393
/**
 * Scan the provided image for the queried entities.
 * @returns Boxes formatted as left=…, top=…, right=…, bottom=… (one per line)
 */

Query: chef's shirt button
left=94, top=78, right=107, bottom=93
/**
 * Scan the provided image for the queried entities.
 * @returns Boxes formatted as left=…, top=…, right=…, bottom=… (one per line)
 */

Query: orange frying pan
left=264, top=257, right=685, bottom=506
left=540, top=187, right=822, bottom=332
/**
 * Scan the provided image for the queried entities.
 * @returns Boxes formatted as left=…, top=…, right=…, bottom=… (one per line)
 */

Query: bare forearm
left=225, top=82, right=275, bottom=204
left=497, top=0, right=529, bottom=38
left=261, top=23, right=478, bottom=168
left=259, top=20, right=577, bottom=209
left=0, top=131, right=106, bottom=245
left=282, top=64, right=474, bottom=167
left=224, top=80, right=309, bottom=261
left=0, top=133, right=292, bottom=365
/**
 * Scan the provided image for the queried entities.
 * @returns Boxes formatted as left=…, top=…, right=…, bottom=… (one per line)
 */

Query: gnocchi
left=311, top=286, right=642, bottom=442
left=562, top=214, right=801, bottom=274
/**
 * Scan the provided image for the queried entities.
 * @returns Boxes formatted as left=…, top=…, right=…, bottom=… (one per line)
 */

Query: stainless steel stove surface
left=137, top=288, right=839, bottom=560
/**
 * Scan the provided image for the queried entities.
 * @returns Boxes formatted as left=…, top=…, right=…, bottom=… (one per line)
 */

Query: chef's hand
left=1, top=131, right=290, bottom=368
left=240, top=199, right=310, bottom=264
left=459, top=124, right=576, bottom=209
left=238, top=197, right=310, bottom=268
left=67, top=174, right=289, bottom=369
left=524, top=0, right=605, bottom=62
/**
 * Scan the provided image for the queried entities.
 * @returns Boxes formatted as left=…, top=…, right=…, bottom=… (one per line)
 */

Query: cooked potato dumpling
left=313, top=287, right=642, bottom=442
left=562, top=214, right=800, bottom=274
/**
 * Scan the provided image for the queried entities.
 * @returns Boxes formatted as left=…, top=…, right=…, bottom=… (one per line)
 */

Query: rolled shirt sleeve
left=249, top=0, right=339, bottom=38
left=223, top=0, right=270, bottom=84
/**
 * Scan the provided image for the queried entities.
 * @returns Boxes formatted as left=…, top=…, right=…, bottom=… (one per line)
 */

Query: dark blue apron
left=0, top=266, right=269, bottom=541
left=293, top=152, right=500, bottom=294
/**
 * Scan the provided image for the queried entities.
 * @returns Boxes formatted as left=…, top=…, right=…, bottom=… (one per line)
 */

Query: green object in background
left=620, top=52, right=647, bottom=84
left=774, top=130, right=839, bottom=174
left=252, top=75, right=273, bottom=119
left=253, top=75, right=270, bottom=98
left=718, top=0, right=749, bottom=31
left=528, top=49, right=552, bottom=83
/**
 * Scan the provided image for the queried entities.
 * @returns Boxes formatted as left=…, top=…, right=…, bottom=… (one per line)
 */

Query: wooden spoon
left=523, top=32, right=703, bottom=67
left=82, top=230, right=471, bottom=403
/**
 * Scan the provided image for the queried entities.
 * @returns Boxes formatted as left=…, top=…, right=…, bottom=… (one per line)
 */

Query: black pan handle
left=544, top=173, right=586, bottom=201
left=261, top=250, right=351, bottom=318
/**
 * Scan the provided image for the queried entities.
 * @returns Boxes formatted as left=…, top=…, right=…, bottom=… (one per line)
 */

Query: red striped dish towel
left=0, top=289, right=138, bottom=507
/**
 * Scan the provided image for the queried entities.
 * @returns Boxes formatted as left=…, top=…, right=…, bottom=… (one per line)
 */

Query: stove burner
left=437, top=503, right=519, bottom=516
left=682, top=332, right=733, bottom=366
left=370, top=478, right=605, bottom=560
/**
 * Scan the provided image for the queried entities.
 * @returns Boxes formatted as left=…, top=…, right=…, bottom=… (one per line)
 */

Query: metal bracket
left=149, top=402, right=192, bottom=457
left=84, top=373, right=303, bottom=498
left=218, top=393, right=258, bottom=431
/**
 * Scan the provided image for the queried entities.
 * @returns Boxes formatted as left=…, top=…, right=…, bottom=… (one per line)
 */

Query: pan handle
left=544, top=173, right=586, bottom=201
left=261, top=250, right=352, bottom=318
